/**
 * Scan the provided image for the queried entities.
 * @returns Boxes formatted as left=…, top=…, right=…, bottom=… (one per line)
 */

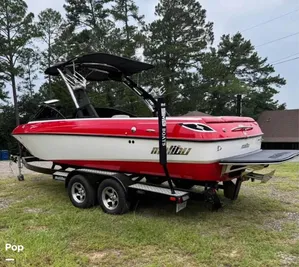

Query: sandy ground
left=289, top=156, right=299, bottom=162
left=0, top=160, right=52, bottom=179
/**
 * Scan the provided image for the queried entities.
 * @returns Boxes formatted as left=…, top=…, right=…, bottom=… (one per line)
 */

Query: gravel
left=277, top=252, right=299, bottom=266
left=0, top=198, right=11, bottom=209
left=0, top=160, right=52, bottom=179
left=263, top=212, right=299, bottom=232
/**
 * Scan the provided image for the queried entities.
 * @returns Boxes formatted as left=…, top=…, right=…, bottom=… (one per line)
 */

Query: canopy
left=45, top=53, right=154, bottom=81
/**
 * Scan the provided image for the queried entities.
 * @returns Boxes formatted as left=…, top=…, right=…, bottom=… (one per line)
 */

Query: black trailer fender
left=64, top=168, right=133, bottom=192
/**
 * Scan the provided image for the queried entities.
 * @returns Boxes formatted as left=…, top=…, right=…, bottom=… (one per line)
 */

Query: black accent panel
left=181, top=123, right=214, bottom=132
left=45, top=53, right=154, bottom=81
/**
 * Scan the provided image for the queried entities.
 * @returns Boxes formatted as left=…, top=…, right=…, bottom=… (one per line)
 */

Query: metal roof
left=257, top=109, right=299, bottom=143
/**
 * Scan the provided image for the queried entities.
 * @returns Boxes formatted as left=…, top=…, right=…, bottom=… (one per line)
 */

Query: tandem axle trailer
left=12, top=98, right=275, bottom=215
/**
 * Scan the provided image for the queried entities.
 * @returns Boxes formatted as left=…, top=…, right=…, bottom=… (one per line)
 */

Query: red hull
left=12, top=116, right=261, bottom=141
left=54, top=160, right=228, bottom=181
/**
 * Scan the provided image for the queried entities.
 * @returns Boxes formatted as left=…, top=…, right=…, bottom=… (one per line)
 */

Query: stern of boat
left=220, top=149, right=299, bottom=182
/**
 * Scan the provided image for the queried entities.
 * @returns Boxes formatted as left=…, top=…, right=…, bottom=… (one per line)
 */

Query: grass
left=0, top=163, right=298, bottom=267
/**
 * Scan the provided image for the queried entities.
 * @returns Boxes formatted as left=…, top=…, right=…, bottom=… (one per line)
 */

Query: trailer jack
left=204, top=188, right=222, bottom=211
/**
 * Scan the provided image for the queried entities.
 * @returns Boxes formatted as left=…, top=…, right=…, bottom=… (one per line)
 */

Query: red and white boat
left=12, top=53, right=299, bottom=190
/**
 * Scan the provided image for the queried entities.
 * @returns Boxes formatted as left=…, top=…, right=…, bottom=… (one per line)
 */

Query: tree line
left=0, top=0, right=286, bottom=152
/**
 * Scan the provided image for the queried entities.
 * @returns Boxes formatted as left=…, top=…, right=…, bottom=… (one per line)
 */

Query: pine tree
left=0, top=0, right=36, bottom=125
left=195, top=48, right=248, bottom=115
left=110, top=0, right=144, bottom=57
left=200, top=33, right=286, bottom=118
left=0, top=83, right=7, bottom=102
left=63, top=0, right=114, bottom=53
left=19, top=47, right=40, bottom=96
left=62, top=0, right=115, bottom=111
left=62, top=0, right=150, bottom=115
left=107, top=0, right=149, bottom=115
left=143, top=0, right=214, bottom=114
left=0, top=51, right=8, bottom=101
left=0, top=104, right=17, bottom=152
left=37, top=8, right=64, bottom=68
left=37, top=8, right=64, bottom=98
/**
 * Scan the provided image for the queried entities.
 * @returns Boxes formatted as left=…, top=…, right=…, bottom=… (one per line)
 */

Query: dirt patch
left=87, top=249, right=122, bottom=263
left=25, top=225, right=48, bottom=231
left=270, top=187, right=299, bottom=205
left=85, top=246, right=197, bottom=267
left=277, top=252, right=299, bottom=266
left=0, top=160, right=52, bottom=179
left=127, top=246, right=197, bottom=267
left=0, top=225, right=9, bottom=232
left=286, top=212, right=299, bottom=223
left=263, top=212, right=299, bottom=232
left=0, top=198, right=12, bottom=209
left=23, top=208, right=45, bottom=213
left=242, top=180, right=299, bottom=206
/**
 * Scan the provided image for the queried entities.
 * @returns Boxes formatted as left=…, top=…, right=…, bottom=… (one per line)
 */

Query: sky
left=25, top=0, right=299, bottom=109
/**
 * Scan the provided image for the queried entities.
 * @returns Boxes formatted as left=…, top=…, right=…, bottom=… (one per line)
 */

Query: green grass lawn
left=0, top=163, right=298, bottom=267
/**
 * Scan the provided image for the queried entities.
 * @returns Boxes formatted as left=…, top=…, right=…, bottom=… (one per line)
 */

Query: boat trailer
left=11, top=98, right=276, bottom=214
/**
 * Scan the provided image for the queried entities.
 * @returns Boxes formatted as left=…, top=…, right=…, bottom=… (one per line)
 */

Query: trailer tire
left=97, top=179, right=130, bottom=215
left=68, top=174, right=96, bottom=209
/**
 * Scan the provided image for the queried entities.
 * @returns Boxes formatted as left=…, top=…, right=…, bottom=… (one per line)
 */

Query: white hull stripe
left=14, top=133, right=263, bottom=143
left=14, top=134, right=262, bottom=163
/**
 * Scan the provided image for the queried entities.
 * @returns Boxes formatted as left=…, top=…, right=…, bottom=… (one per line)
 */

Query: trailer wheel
left=68, top=174, right=96, bottom=209
left=173, top=179, right=195, bottom=189
left=97, top=179, right=130, bottom=215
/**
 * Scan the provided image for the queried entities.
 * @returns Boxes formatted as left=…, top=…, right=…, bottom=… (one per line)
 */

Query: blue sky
left=25, top=0, right=299, bottom=109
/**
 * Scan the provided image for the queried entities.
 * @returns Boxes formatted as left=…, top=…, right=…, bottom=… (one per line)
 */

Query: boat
left=12, top=52, right=299, bottom=186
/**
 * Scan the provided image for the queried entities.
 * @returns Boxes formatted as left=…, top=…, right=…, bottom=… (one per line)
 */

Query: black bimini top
left=45, top=53, right=154, bottom=82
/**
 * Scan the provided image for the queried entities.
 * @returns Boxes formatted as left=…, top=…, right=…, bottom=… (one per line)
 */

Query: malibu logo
left=151, top=145, right=192, bottom=155
left=241, top=143, right=250, bottom=149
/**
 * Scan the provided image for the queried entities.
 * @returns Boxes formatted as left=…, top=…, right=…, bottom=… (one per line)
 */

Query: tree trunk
left=48, top=31, right=52, bottom=98
left=124, top=1, right=130, bottom=43
left=11, top=73, right=20, bottom=126
left=164, top=53, right=173, bottom=114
